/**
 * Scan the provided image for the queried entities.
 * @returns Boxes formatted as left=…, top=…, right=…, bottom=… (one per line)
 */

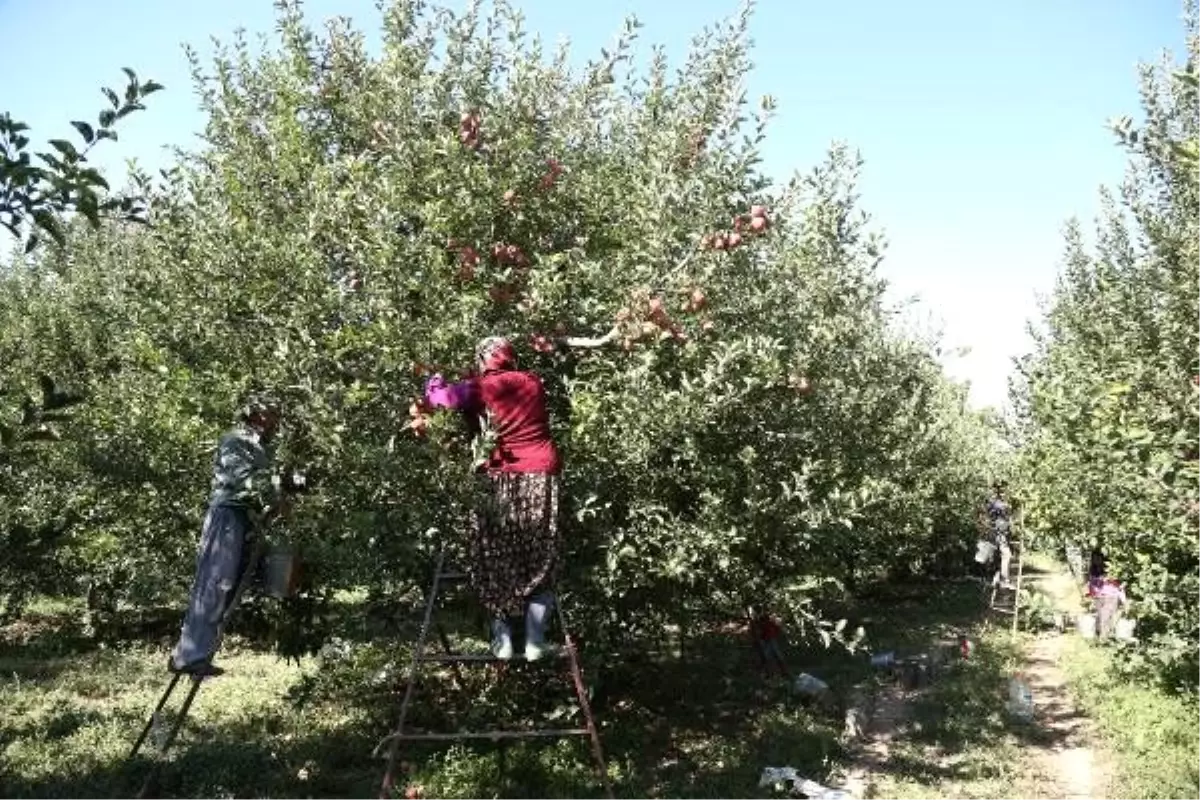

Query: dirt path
left=1017, top=566, right=1109, bottom=800
left=837, top=564, right=1111, bottom=799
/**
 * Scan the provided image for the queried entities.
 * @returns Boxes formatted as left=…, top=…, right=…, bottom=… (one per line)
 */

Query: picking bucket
left=974, top=540, right=996, bottom=564
left=1115, top=617, right=1137, bottom=641
left=1076, top=613, right=1097, bottom=639
left=264, top=547, right=302, bottom=599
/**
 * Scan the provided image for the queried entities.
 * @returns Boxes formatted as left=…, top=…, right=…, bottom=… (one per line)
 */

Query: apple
left=727, top=231, right=743, bottom=248
left=460, top=246, right=480, bottom=267
left=503, top=188, right=517, bottom=204
left=701, top=233, right=715, bottom=250
left=750, top=204, right=767, bottom=218
left=749, top=215, right=768, bottom=233
left=410, top=417, right=429, bottom=437
left=713, top=234, right=728, bottom=251
left=733, top=216, right=745, bottom=232
left=648, top=296, right=665, bottom=315
left=531, top=334, right=555, bottom=353
left=690, top=288, right=707, bottom=310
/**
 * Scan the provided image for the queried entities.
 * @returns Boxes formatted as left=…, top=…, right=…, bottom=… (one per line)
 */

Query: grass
left=1061, top=635, right=1199, bottom=799
left=6, top=565, right=1192, bottom=799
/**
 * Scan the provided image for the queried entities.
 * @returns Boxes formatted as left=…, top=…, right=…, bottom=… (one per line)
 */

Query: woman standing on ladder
left=424, top=336, right=562, bottom=661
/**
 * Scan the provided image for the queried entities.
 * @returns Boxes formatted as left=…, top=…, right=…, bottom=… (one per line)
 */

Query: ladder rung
left=388, top=728, right=590, bottom=742
left=418, top=651, right=569, bottom=664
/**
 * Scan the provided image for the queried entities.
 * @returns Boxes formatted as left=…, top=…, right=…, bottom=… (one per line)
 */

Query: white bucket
left=1115, top=618, right=1137, bottom=641
left=974, top=540, right=996, bottom=564
left=1077, top=613, right=1097, bottom=639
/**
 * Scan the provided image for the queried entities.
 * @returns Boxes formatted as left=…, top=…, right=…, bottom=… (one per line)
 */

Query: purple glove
left=424, top=373, right=477, bottom=410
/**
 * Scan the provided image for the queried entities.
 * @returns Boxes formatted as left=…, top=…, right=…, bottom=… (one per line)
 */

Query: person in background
left=984, top=483, right=1015, bottom=588
left=749, top=605, right=789, bottom=677
left=169, top=394, right=289, bottom=677
left=1085, top=550, right=1128, bottom=638
left=425, top=336, right=563, bottom=661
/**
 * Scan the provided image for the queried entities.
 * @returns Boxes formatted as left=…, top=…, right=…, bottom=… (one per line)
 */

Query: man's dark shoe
left=167, top=656, right=225, bottom=678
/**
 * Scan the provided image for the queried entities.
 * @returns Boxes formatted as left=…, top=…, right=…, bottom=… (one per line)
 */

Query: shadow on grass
left=3, top=579, right=1032, bottom=799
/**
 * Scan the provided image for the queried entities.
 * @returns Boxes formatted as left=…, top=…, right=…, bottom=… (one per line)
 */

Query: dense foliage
left=1012, top=6, right=1199, bottom=687
left=0, top=0, right=1002, bottom=653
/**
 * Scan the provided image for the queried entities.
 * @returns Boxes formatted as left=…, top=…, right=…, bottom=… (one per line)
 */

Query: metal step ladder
left=375, top=546, right=613, bottom=799
left=126, top=536, right=269, bottom=798
left=987, top=540, right=1025, bottom=634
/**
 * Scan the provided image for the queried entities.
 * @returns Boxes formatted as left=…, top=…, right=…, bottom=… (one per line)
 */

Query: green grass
left=12, top=574, right=1147, bottom=799
left=1061, top=636, right=1199, bottom=800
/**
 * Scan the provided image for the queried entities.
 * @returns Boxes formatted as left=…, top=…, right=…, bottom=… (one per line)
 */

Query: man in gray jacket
left=168, top=394, right=288, bottom=677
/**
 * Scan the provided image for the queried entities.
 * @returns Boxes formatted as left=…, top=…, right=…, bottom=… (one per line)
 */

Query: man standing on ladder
left=984, top=482, right=1015, bottom=590
left=168, top=393, right=289, bottom=677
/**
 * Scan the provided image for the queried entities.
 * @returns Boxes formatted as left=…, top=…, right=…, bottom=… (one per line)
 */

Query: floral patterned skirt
left=468, top=471, right=561, bottom=618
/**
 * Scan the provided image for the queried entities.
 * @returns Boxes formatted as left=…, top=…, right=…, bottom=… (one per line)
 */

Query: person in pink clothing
left=424, top=336, right=563, bottom=661
left=1085, top=550, right=1128, bottom=638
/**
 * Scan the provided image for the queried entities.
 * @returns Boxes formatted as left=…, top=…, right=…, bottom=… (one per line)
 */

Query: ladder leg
left=380, top=547, right=446, bottom=799
left=136, top=677, right=204, bottom=799
left=557, top=603, right=614, bottom=799
left=1011, top=544, right=1025, bottom=634
left=128, top=673, right=182, bottom=761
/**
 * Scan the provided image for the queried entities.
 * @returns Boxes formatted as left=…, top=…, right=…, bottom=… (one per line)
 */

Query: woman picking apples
left=423, top=336, right=562, bottom=661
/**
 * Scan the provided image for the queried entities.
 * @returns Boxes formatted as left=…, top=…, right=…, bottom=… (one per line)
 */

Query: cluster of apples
left=408, top=397, right=431, bottom=437
left=539, top=157, right=564, bottom=191
left=459, top=111, right=482, bottom=150
left=701, top=205, right=772, bottom=252
left=447, top=239, right=531, bottom=283
left=615, top=294, right=691, bottom=350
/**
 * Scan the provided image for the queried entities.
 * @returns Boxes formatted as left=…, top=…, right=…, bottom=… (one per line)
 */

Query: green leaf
left=48, top=139, right=80, bottom=160
left=99, top=109, right=117, bottom=128
left=140, top=80, right=165, bottom=96
left=79, top=168, right=109, bottom=190
left=78, top=191, right=101, bottom=227
left=31, top=210, right=65, bottom=246
left=102, top=87, right=121, bottom=108
left=71, top=121, right=96, bottom=144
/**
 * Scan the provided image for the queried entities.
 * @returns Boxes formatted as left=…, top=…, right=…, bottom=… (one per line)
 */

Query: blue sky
left=1, top=0, right=1186, bottom=409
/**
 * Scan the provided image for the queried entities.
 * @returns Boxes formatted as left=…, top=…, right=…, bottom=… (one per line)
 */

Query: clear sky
left=1, top=0, right=1187, bottom=410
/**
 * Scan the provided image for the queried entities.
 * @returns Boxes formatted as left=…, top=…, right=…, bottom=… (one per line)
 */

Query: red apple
left=690, top=288, right=707, bottom=310
left=713, top=234, right=728, bottom=251
left=727, top=231, right=743, bottom=248
left=750, top=204, right=767, bottom=218
left=749, top=215, right=768, bottom=233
